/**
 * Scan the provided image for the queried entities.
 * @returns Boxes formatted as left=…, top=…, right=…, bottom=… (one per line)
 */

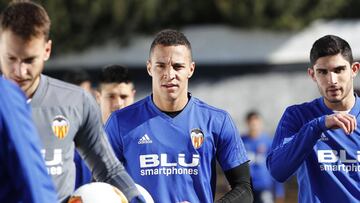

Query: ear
left=146, top=60, right=152, bottom=77
left=44, top=40, right=52, bottom=61
left=307, top=67, right=316, bottom=82
left=187, top=62, right=195, bottom=79
left=94, top=90, right=101, bottom=104
left=351, top=62, right=360, bottom=78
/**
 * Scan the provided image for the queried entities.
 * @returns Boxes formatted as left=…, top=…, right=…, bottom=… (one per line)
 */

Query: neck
left=153, top=93, right=189, bottom=112
left=324, top=94, right=356, bottom=111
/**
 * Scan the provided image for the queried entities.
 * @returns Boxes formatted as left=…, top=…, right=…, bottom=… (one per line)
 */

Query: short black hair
left=98, top=65, right=133, bottom=90
left=245, top=110, right=260, bottom=121
left=310, top=35, right=353, bottom=66
left=63, top=69, right=91, bottom=85
left=149, top=29, right=192, bottom=59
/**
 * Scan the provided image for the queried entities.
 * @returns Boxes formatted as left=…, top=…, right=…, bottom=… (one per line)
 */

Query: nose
left=164, top=66, right=176, bottom=80
left=13, top=62, right=27, bottom=78
left=114, top=97, right=125, bottom=110
left=328, top=72, right=338, bottom=84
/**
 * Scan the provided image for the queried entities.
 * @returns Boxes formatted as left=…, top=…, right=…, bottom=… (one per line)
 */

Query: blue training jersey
left=267, top=96, right=360, bottom=203
left=105, top=95, right=248, bottom=203
left=0, top=78, right=57, bottom=203
left=242, top=134, right=284, bottom=197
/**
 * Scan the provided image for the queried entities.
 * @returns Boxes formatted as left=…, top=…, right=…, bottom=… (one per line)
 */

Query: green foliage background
left=1, top=0, right=358, bottom=54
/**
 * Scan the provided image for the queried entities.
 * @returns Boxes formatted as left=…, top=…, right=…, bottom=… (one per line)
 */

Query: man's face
left=0, top=30, right=51, bottom=98
left=247, top=116, right=262, bottom=137
left=308, top=53, right=359, bottom=107
left=147, top=45, right=195, bottom=103
left=96, top=82, right=135, bottom=123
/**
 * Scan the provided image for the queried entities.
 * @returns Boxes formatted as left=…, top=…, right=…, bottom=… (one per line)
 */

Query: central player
left=105, top=29, right=253, bottom=203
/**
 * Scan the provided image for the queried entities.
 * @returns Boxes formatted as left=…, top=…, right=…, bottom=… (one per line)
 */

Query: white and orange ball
left=68, top=182, right=128, bottom=203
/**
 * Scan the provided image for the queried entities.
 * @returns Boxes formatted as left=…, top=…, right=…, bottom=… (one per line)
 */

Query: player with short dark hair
left=96, top=65, right=136, bottom=123
left=106, top=29, right=253, bottom=203
left=241, top=111, right=284, bottom=203
left=267, top=35, right=360, bottom=202
left=0, top=1, right=143, bottom=202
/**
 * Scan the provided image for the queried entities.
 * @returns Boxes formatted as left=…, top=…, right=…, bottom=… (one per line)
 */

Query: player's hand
left=325, top=113, right=356, bottom=134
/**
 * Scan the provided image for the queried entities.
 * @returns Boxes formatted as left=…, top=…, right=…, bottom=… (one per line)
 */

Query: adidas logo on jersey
left=138, top=134, right=153, bottom=144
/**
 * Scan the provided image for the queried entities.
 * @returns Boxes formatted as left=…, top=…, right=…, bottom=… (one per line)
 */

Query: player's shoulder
left=111, top=96, right=151, bottom=120
left=45, top=75, right=85, bottom=94
left=191, top=96, right=229, bottom=117
left=284, top=97, right=320, bottom=114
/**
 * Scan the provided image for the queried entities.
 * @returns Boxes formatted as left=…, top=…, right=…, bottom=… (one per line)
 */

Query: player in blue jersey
left=267, top=35, right=360, bottom=203
left=105, top=29, right=253, bottom=203
left=0, top=1, right=143, bottom=202
left=241, top=111, right=284, bottom=203
left=0, top=77, right=58, bottom=203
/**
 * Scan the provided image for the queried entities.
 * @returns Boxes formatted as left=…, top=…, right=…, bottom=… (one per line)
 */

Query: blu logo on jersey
left=139, top=154, right=200, bottom=176
left=140, top=153, right=200, bottom=167
left=317, top=150, right=360, bottom=163
left=41, top=149, right=63, bottom=175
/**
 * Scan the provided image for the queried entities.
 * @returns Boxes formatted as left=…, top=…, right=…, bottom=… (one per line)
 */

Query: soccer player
left=63, top=69, right=93, bottom=94
left=241, top=111, right=284, bottom=203
left=0, top=77, right=57, bottom=203
left=105, top=29, right=253, bottom=203
left=0, top=1, right=143, bottom=202
left=267, top=35, right=360, bottom=202
left=74, top=65, right=136, bottom=189
left=95, top=65, right=136, bottom=123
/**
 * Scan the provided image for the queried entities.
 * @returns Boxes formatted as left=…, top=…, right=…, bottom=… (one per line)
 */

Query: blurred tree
left=0, top=0, right=357, bottom=54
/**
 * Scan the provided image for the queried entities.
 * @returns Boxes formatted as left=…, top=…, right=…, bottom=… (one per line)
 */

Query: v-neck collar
left=148, top=94, right=194, bottom=122
left=318, top=95, right=360, bottom=117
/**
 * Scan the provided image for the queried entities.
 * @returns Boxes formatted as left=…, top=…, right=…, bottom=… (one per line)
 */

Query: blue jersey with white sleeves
left=267, top=96, right=360, bottom=203
left=105, top=95, right=248, bottom=203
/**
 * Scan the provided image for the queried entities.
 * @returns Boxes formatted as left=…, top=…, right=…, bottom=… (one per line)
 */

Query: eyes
left=8, top=56, right=35, bottom=64
left=155, top=63, right=185, bottom=71
left=316, top=66, right=346, bottom=75
left=106, top=94, right=129, bottom=100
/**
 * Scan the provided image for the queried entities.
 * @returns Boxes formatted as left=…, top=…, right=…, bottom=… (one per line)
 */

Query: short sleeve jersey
left=106, top=95, right=248, bottom=203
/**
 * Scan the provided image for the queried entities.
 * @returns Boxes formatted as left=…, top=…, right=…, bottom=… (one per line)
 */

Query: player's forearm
left=216, top=162, right=253, bottom=203
left=216, top=185, right=253, bottom=203
left=266, top=116, right=326, bottom=182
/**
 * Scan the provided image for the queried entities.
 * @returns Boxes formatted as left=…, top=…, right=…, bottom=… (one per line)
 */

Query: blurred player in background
left=0, top=1, right=143, bottom=202
left=72, top=65, right=137, bottom=189
left=63, top=69, right=93, bottom=94
left=267, top=35, right=360, bottom=202
left=95, top=65, right=136, bottom=123
left=105, top=29, right=253, bottom=203
left=241, top=111, right=284, bottom=203
left=0, top=77, right=57, bottom=203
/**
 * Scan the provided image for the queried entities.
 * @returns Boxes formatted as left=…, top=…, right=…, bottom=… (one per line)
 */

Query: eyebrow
left=316, top=65, right=347, bottom=70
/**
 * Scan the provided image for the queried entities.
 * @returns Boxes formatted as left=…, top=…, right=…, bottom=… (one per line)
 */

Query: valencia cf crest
left=52, top=115, right=70, bottom=139
left=191, top=128, right=204, bottom=149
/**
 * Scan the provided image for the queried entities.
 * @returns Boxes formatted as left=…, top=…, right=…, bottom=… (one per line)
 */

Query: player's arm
left=216, top=162, right=253, bottom=203
left=216, top=113, right=253, bottom=203
left=0, top=81, right=57, bottom=203
left=266, top=106, right=324, bottom=182
left=266, top=106, right=356, bottom=182
left=74, top=91, right=143, bottom=202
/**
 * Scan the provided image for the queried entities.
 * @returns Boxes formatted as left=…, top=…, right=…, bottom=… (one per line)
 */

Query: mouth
left=327, top=87, right=342, bottom=96
left=162, top=83, right=179, bottom=89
